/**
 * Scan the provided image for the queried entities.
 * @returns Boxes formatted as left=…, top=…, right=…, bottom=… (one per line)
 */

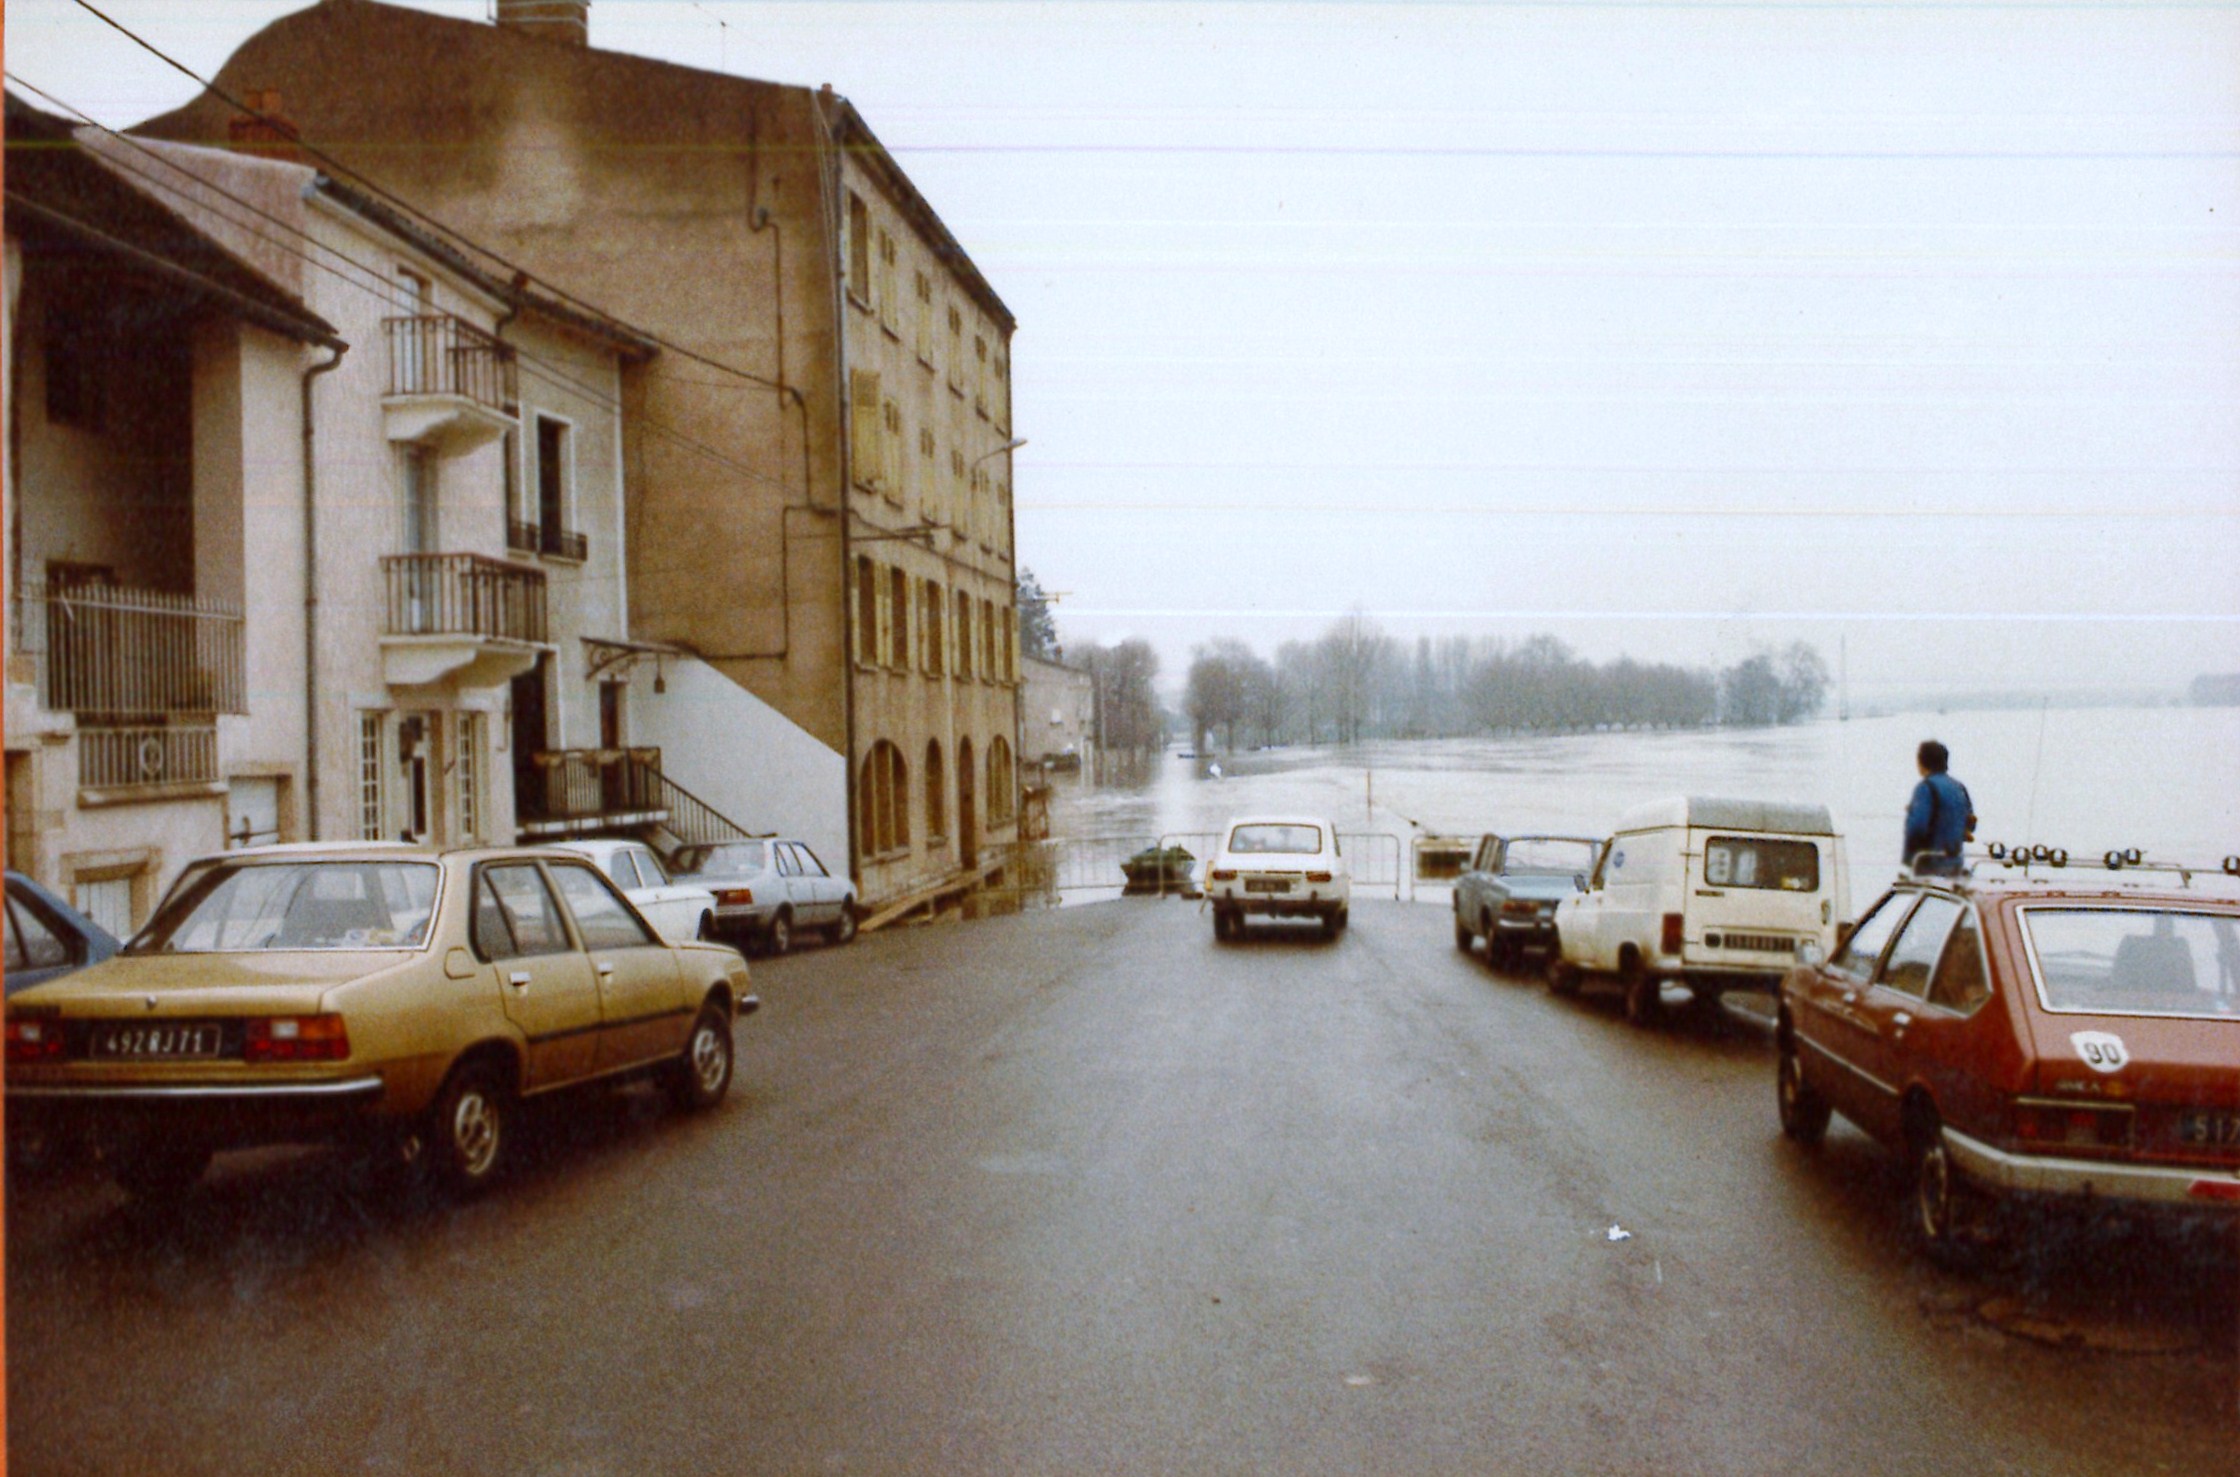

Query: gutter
left=300, top=341, right=348, bottom=839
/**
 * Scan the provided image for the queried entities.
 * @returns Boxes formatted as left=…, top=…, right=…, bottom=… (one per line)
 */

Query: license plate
left=2177, top=1110, right=2240, bottom=1149
left=1244, top=879, right=1291, bottom=894
left=86, top=1023, right=226, bottom=1060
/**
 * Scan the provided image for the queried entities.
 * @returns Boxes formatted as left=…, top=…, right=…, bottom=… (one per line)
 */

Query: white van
left=1551, top=796, right=1850, bottom=1025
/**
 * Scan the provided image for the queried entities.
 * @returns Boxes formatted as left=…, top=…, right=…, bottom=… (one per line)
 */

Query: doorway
left=598, top=680, right=627, bottom=812
left=511, top=655, right=550, bottom=821
left=956, top=736, right=978, bottom=869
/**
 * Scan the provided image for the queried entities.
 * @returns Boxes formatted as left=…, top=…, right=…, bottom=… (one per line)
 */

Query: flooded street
left=1046, top=706, right=2240, bottom=894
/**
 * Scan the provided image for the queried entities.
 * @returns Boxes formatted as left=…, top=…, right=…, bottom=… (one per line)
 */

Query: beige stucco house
left=141, top=0, right=1026, bottom=910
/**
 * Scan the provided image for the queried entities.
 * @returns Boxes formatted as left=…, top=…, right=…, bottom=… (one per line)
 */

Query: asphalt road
left=7, top=899, right=2236, bottom=1475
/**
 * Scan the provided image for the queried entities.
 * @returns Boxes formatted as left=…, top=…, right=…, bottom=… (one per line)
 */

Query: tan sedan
left=5, top=845, right=757, bottom=1201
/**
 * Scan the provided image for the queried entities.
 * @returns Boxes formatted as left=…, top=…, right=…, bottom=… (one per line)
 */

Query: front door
left=599, top=681, right=626, bottom=812
left=545, top=860, right=688, bottom=1071
left=511, top=655, right=550, bottom=822
left=957, top=738, right=978, bottom=869
left=1793, top=891, right=1916, bottom=1131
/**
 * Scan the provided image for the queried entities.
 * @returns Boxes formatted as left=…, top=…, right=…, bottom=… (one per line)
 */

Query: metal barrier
left=1337, top=832, right=1405, bottom=899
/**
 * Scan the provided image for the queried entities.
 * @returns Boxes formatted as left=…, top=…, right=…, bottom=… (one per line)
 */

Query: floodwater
left=1041, top=705, right=2240, bottom=897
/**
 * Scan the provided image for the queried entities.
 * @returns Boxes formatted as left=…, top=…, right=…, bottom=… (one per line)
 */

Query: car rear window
left=1503, top=838, right=1599, bottom=875
left=2023, top=907, right=2240, bottom=1021
left=675, top=842, right=765, bottom=877
left=1704, top=836, right=1819, bottom=892
left=131, top=862, right=440, bottom=953
left=1229, top=824, right=1322, bottom=855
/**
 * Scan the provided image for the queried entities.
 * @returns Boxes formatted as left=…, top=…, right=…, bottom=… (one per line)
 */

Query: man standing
left=1904, top=740, right=1975, bottom=875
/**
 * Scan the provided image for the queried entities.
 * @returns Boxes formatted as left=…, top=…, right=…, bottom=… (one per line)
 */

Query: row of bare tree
left=1181, top=616, right=1829, bottom=753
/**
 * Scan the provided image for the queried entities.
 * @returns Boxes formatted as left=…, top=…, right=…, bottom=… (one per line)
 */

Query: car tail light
left=244, top=1015, right=350, bottom=1063
left=1210, top=870, right=1237, bottom=882
left=2189, top=1179, right=2240, bottom=1203
left=1307, top=872, right=1333, bottom=884
left=5, top=1016, right=65, bottom=1063
left=2012, top=1101, right=2132, bottom=1150
left=1660, top=913, right=1684, bottom=955
left=717, top=888, right=754, bottom=907
left=1503, top=899, right=1538, bottom=916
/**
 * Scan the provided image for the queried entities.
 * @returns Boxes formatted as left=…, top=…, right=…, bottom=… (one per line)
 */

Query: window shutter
left=850, top=369, right=882, bottom=488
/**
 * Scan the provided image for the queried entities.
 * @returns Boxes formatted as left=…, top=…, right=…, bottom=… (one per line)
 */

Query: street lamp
left=971, top=437, right=1027, bottom=469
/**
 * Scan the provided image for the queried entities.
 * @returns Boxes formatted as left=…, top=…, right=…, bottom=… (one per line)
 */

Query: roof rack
left=1951, top=842, right=2240, bottom=892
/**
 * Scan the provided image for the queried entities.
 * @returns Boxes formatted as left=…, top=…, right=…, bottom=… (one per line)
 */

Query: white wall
left=633, top=656, right=847, bottom=870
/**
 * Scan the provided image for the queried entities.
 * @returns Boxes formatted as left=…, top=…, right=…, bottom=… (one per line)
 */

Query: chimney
left=226, top=89, right=304, bottom=161
left=495, top=1, right=589, bottom=47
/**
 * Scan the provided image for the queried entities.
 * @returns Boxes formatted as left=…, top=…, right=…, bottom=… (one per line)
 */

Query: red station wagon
left=1774, top=855, right=2240, bottom=1260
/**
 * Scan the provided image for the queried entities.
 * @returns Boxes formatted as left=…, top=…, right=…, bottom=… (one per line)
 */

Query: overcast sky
left=12, top=0, right=2238, bottom=702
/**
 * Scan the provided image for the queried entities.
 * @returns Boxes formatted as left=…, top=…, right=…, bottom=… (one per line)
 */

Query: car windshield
left=674, top=842, right=766, bottom=877
left=1502, top=838, right=1599, bottom=875
left=2023, top=907, right=2240, bottom=1020
left=128, top=861, right=440, bottom=953
left=1229, top=824, right=1321, bottom=855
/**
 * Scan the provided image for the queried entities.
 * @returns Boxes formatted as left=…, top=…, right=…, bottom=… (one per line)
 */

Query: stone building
left=1020, top=656, right=1097, bottom=770
left=141, top=0, right=1025, bottom=910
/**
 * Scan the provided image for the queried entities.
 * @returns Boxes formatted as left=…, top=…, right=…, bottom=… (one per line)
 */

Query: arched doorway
left=956, top=736, right=978, bottom=869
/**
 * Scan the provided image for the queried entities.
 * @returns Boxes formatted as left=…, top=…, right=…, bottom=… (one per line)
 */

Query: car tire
left=1548, top=951, right=1582, bottom=998
left=1776, top=1031, right=1831, bottom=1146
left=830, top=903, right=859, bottom=946
left=1321, top=908, right=1342, bottom=940
left=109, top=1141, right=212, bottom=1203
left=1455, top=915, right=1474, bottom=952
left=665, top=1002, right=735, bottom=1113
left=426, top=1063, right=512, bottom=1197
left=1621, top=955, right=1662, bottom=1027
left=767, top=909, right=792, bottom=957
left=1213, top=905, right=1239, bottom=942
left=1908, top=1111, right=1982, bottom=1267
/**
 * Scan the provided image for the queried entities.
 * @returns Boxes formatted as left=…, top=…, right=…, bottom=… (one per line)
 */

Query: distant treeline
left=1180, top=617, right=1829, bottom=751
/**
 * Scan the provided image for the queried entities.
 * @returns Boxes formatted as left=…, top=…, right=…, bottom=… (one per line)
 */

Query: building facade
left=142, top=0, right=1026, bottom=909
left=1020, top=656, right=1096, bottom=769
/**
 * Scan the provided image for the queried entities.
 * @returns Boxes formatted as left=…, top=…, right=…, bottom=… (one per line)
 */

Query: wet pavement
left=8, top=899, right=2235, bottom=1474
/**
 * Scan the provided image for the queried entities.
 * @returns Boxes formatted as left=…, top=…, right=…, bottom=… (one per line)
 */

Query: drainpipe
left=300, top=341, right=348, bottom=839
left=814, top=88, right=861, bottom=884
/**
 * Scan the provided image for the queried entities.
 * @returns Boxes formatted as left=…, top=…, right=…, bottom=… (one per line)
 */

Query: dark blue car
left=5, top=870, right=120, bottom=996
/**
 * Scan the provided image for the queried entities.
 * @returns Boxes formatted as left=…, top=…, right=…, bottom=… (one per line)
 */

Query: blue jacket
left=1904, top=772, right=1973, bottom=868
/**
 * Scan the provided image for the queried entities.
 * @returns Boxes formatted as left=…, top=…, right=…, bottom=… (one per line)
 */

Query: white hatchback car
left=1205, top=815, right=1351, bottom=941
left=549, top=839, right=719, bottom=946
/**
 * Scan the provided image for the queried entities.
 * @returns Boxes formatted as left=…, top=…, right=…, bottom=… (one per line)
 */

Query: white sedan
left=550, top=839, right=718, bottom=945
left=1204, top=815, right=1351, bottom=941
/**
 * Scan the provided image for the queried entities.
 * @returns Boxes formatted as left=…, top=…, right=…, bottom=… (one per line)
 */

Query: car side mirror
left=1573, top=873, right=1587, bottom=892
left=445, top=947, right=477, bottom=980
left=1795, top=940, right=1826, bottom=969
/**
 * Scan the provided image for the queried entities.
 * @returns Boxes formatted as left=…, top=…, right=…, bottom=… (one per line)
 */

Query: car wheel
left=665, top=1002, right=735, bottom=1112
left=427, top=1063, right=512, bottom=1197
left=830, top=903, right=859, bottom=945
left=1321, top=908, right=1342, bottom=940
left=1621, top=955, right=1662, bottom=1027
left=1776, top=1031, right=1831, bottom=1146
left=1212, top=905, right=1236, bottom=942
left=1454, top=914, right=1474, bottom=952
left=767, top=909, right=792, bottom=957
left=109, top=1141, right=212, bottom=1203
left=1909, top=1115, right=1972, bottom=1264
left=1548, top=949, right=1582, bottom=998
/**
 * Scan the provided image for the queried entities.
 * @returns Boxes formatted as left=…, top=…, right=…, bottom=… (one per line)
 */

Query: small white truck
left=1550, top=796, right=1851, bottom=1024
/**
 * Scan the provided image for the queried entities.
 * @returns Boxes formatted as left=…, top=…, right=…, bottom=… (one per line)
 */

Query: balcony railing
left=384, top=314, right=517, bottom=414
left=517, top=747, right=667, bottom=832
left=9, top=583, right=245, bottom=716
left=508, top=518, right=588, bottom=562
left=381, top=553, right=547, bottom=642
left=79, top=723, right=219, bottom=791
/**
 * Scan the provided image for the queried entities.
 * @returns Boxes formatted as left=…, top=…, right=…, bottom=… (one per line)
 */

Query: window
left=988, top=737, right=1015, bottom=822
left=1228, top=824, right=1322, bottom=855
left=607, top=849, right=644, bottom=889
left=632, top=848, right=671, bottom=886
left=913, top=271, right=935, bottom=364
left=359, top=713, right=388, bottom=840
left=549, top=863, right=657, bottom=950
left=889, top=566, right=910, bottom=668
left=1832, top=893, right=1913, bottom=983
left=877, top=230, right=900, bottom=333
left=532, top=415, right=581, bottom=559
left=955, top=591, right=974, bottom=679
left=982, top=598, right=997, bottom=677
left=973, top=333, right=989, bottom=417
left=855, top=556, right=878, bottom=667
left=847, top=192, right=872, bottom=308
left=925, top=740, right=947, bottom=840
left=457, top=712, right=484, bottom=844
left=881, top=399, right=905, bottom=503
left=474, top=863, right=571, bottom=960
left=1928, top=908, right=1992, bottom=1013
left=791, top=845, right=832, bottom=880
left=2022, top=907, right=2235, bottom=1020
left=1877, top=895, right=1963, bottom=998
left=946, top=304, right=964, bottom=393
left=136, top=861, right=440, bottom=953
left=4, top=892, right=74, bottom=972
left=850, top=369, right=883, bottom=491
left=922, top=579, right=945, bottom=675
left=74, top=876, right=134, bottom=941
left=1704, top=836, right=1820, bottom=892
left=859, top=740, right=910, bottom=856
left=1000, top=608, right=1016, bottom=683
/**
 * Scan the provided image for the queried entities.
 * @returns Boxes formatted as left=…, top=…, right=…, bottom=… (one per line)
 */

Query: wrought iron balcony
left=516, top=747, right=668, bottom=836
left=382, top=314, right=517, bottom=450
left=9, top=583, right=245, bottom=716
left=78, top=723, right=219, bottom=795
left=379, top=553, right=547, bottom=689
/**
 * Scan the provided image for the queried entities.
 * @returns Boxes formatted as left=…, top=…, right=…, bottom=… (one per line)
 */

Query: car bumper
left=1944, top=1126, right=2240, bottom=1212
left=1210, top=889, right=1346, bottom=918
left=8, top=1075, right=389, bottom=1150
left=1492, top=915, right=1558, bottom=941
left=709, top=902, right=777, bottom=933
